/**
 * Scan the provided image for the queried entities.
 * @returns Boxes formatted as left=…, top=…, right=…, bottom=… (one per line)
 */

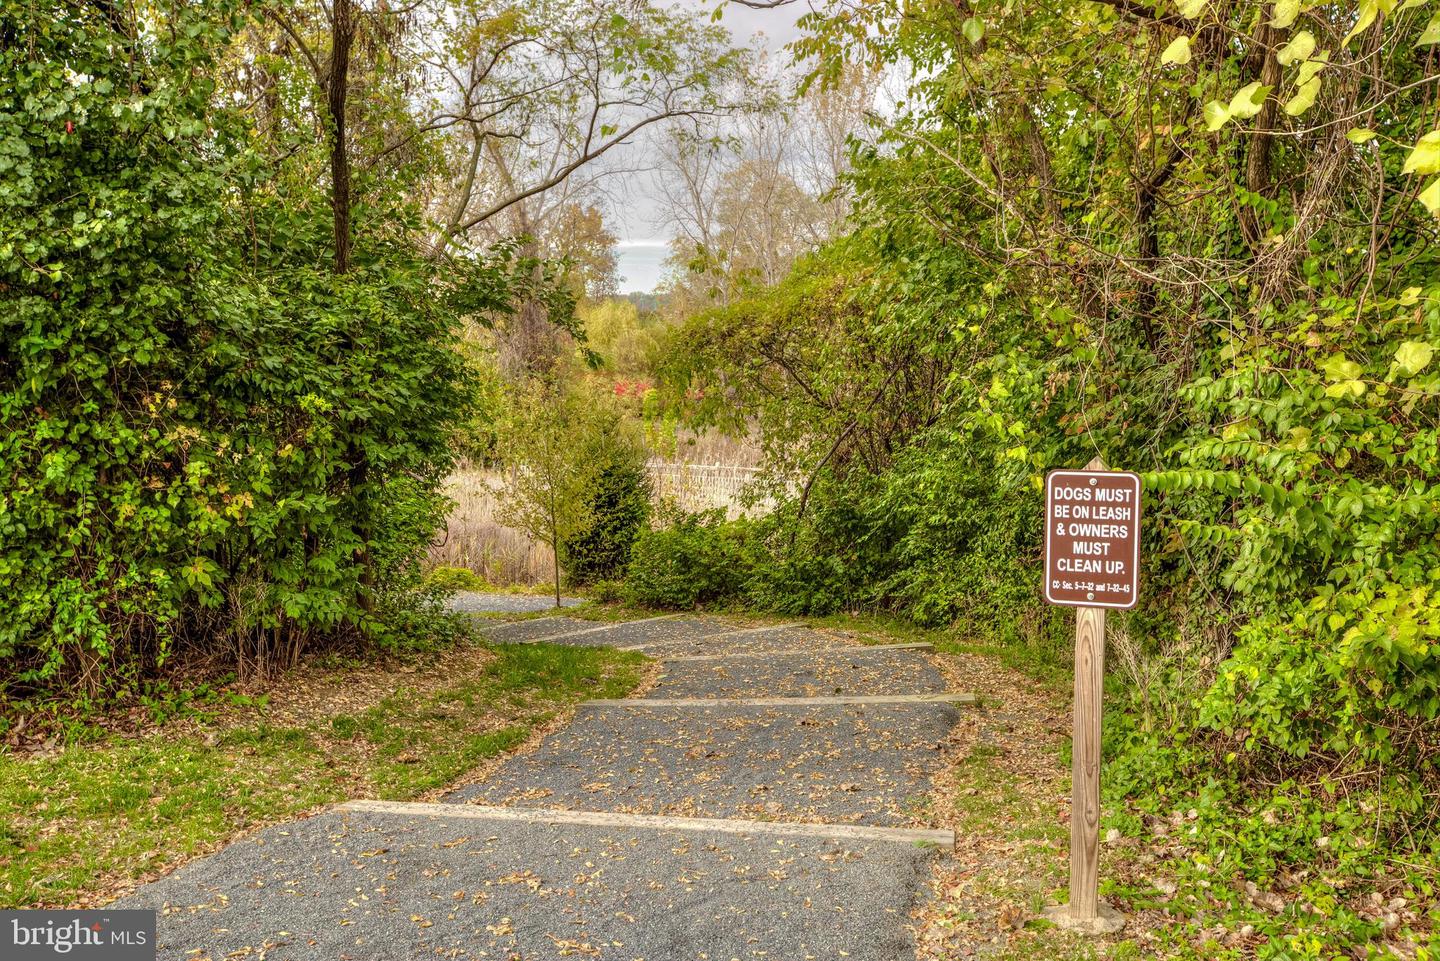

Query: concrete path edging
left=612, top=621, right=810, bottom=651
left=660, top=641, right=935, bottom=662
left=338, top=799, right=955, bottom=849
left=508, top=612, right=684, bottom=644
left=581, top=692, right=978, bottom=708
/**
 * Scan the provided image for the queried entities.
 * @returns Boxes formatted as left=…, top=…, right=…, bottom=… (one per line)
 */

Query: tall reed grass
left=429, top=458, right=768, bottom=586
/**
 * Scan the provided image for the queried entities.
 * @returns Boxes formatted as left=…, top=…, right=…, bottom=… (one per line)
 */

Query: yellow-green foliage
left=579, top=298, right=663, bottom=375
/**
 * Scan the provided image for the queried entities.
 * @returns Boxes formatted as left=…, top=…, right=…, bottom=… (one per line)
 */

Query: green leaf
left=1285, top=76, right=1322, bottom=116
left=1402, top=131, right=1440, bottom=175
left=1276, top=30, right=1315, bottom=65
left=1228, top=82, right=1270, bottom=120
left=1161, top=35, right=1192, bottom=64
left=1394, top=341, right=1434, bottom=375
left=962, top=17, right=984, bottom=44
left=1324, top=380, right=1367, bottom=398
left=1270, top=0, right=1301, bottom=27
left=1321, top=355, right=1363, bottom=381
left=1420, top=176, right=1440, bottom=214
left=1204, top=101, right=1231, bottom=131
left=1346, top=128, right=1377, bottom=144
left=1297, top=52, right=1330, bottom=85
left=1343, top=0, right=1378, bottom=46
left=1177, top=0, right=1206, bottom=18
left=1419, top=13, right=1440, bottom=44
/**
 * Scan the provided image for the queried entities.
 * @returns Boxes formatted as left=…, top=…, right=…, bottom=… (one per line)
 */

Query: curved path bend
left=123, top=613, right=975, bottom=960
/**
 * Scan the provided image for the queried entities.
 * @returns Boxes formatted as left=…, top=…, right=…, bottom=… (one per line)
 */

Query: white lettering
left=1066, top=523, right=1128, bottom=538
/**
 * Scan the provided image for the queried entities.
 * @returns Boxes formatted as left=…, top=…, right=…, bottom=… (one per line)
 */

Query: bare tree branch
left=451, top=107, right=732, bottom=237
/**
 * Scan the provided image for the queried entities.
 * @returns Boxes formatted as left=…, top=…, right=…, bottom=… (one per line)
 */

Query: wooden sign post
left=1041, top=457, right=1139, bottom=935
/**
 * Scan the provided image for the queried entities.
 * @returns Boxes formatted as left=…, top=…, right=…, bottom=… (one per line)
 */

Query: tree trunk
left=326, top=0, right=373, bottom=615
left=550, top=501, right=561, bottom=609
left=328, top=0, right=354, bottom=277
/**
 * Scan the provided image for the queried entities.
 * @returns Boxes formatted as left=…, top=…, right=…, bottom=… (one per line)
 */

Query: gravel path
left=477, top=615, right=597, bottom=643
left=128, top=808, right=932, bottom=961
left=445, top=701, right=959, bottom=825
left=652, top=646, right=950, bottom=698
left=447, top=591, right=582, bottom=613
left=122, top=614, right=970, bottom=960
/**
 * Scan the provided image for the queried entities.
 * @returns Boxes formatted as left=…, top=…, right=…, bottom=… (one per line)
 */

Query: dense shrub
left=561, top=453, right=652, bottom=584
left=1155, top=288, right=1440, bottom=774
left=623, top=509, right=749, bottom=609
left=422, top=566, right=489, bottom=594
left=0, top=1, right=536, bottom=693
left=654, top=216, right=1440, bottom=881
left=740, top=476, right=887, bottom=616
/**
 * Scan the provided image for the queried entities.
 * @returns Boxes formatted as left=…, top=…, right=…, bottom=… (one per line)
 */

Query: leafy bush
left=0, top=1, right=538, bottom=693
left=1149, top=287, right=1440, bottom=774
left=586, top=579, right=625, bottom=604
left=740, top=478, right=882, bottom=616
left=561, top=437, right=652, bottom=585
left=496, top=379, right=649, bottom=602
left=422, top=566, right=489, bottom=594
left=623, top=509, right=749, bottom=609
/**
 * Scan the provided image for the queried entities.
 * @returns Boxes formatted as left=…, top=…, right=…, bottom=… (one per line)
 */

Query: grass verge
left=0, top=637, right=647, bottom=909
left=808, top=612, right=1437, bottom=959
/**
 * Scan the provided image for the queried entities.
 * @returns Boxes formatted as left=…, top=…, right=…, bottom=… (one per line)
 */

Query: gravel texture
left=477, top=616, right=597, bottom=643
left=123, top=808, right=932, bottom=961
left=651, top=648, right=949, bottom=698
left=639, top=625, right=843, bottom=657
left=544, top=616, right=734, bottom=649
left=445, top=701, right=960, bottom=825
left=119, top=612, right=967, bottom=960
left=446, top=592, right=582, bottom=614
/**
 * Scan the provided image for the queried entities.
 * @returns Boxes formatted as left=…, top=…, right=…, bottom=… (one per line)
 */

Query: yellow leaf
left=1177, top=0, right=1207, bottom=18
left=1297, top=52, right=1330, bottom=85
left=1204, top=101, right=1231, bottom=131
left=1161, top=35, right=1193, bottom=64
left=1402, top=131, right=1440, bottom=175
left=1420, top=13, right=1440, bottom=44
left=1228, top=82, right=1270, bottom=119
left=1343, top=0, right=1378, bottom=46
left=1324, top=380, right=1367, bottom=398
left=1321, top=355, right=1363, bottom=381
left=1276, top=30, right=1315, bottom=64
left=1285, top=76, right=1322, bottom=116
left=1270, top=0, right=1301, bottom=27
left=1420, top=176, right=1440, bottom=215
left=1394, top=340, right=1434, bottom=375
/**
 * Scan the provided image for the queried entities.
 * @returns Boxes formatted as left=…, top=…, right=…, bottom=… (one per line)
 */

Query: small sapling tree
left=496, top=380, right=616, bottom=607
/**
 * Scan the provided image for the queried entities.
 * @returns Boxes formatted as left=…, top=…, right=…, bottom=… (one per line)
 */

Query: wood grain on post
left=1069, top=454, right=1108, bottom=920
left=1069, top=603, right=1106, bottom=919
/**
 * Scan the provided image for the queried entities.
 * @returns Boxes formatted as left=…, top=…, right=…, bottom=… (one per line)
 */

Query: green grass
left=0, top=640, right=646, bottom=908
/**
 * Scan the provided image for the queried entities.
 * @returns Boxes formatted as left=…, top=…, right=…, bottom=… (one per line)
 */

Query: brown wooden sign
left=1044, top=469, right=1142, bottom=610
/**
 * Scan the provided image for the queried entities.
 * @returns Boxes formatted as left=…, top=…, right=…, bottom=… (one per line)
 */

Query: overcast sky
left=612, top=0, right=811, bottom=293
